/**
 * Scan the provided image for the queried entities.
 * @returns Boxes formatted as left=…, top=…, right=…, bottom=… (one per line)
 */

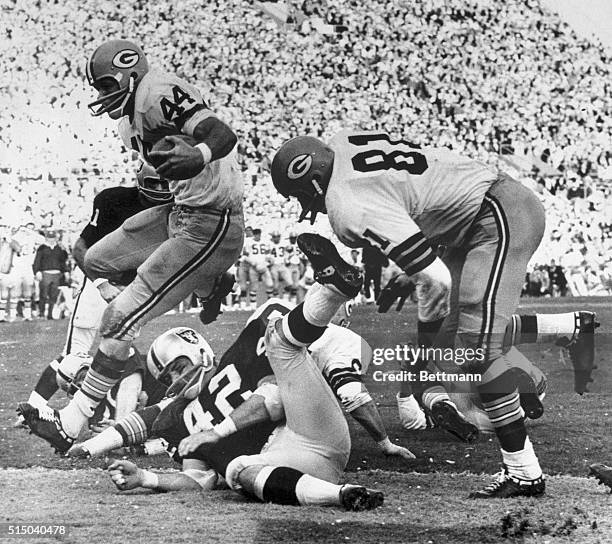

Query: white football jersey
left=118, top=69, right=243, bottom=210
left=310, top=324, right=370, bottom=376
left=326, top=130, right=496, bottom=275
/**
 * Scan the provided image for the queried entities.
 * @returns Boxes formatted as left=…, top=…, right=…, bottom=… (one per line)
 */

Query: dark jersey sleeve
left=79, top=187, right=145, bottom=247
left=187, top=422, right=278, bottom=475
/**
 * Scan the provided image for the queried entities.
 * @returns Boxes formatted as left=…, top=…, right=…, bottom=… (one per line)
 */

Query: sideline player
left=271, top=130, right=548, bottom=498
left=19, top=39, right=244, bottom=452
left=18, top=164, right=172, bottom=423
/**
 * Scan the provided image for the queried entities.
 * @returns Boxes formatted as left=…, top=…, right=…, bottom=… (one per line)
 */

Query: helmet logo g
left=287, top=154, right=313, bottom=180
left=112, top=49, right=140, bottom=69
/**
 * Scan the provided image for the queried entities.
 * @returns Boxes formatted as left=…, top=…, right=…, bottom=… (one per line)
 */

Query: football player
left=268, top=230, right=292, bottom=299
left=271, top=130, right=549, bottom=498
left=245, top=228, right=273, bottom=306
left=5, top=223, right=43, bottom=321
left=16, top=164, right=171, bottom=426
left=19, top=39, right=244, bottom=452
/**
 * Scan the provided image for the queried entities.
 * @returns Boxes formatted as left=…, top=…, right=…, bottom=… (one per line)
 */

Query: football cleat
left=512, top=368, right=544, bottom=420
left=428, top=400, right=479, bottom=443
left=589, top=463, right=612, bottom=493
left=17, top=403, right=75, bottom=454
left=469, top=467, right=545, bottom=499
left=339, top=485, right=384, bottom=511
left=12, top=414, right=27, bottom=429
left=568, top=311, right=599, bottom=395
left=199, top=272, right=236, bottom=325
left=296, top=233, right=363, bottom=298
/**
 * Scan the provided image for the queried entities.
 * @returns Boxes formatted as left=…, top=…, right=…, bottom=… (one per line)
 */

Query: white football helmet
left=147, top=327, right=216, bottom=396
left=56, top=353, right=93, bottom=396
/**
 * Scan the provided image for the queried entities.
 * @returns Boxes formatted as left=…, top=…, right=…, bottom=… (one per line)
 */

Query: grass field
left=1, top=297, right=611, bottom=543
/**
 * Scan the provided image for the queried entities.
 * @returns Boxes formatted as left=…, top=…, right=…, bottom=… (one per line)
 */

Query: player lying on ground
left=271, top=130, right=549, bottom=498
left=76, top=235, right=390, bottom=509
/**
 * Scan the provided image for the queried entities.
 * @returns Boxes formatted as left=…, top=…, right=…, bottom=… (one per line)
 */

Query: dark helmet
left=86, top=39, right=149, bottom=118
left=270, top=136, right=334, bottom=224
left=136, top=162, right=172, bottom=203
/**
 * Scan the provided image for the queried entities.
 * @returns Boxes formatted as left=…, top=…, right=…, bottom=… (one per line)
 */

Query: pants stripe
left=64, top=277, right=87, bottom=354
left=478, top=195, right=509, bottom=358
left=114, top=210, right=231, bottom=338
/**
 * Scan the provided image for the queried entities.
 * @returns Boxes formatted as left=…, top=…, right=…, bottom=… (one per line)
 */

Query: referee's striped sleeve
left=387, top=232, right=436, bottom=276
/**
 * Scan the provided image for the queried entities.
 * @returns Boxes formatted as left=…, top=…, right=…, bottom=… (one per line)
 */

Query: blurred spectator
left=32, top=232, right=69, bottom=320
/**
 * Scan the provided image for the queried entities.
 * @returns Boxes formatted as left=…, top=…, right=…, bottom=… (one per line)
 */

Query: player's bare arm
left=178, top=380, right=282, bottom=457
left=349, top=400, right=415, bottom=460
left=71, top=237, right=89, bottom=275
left=149, top=117, right=237, bottom=180
left=108, top=458, right=217, bottom=492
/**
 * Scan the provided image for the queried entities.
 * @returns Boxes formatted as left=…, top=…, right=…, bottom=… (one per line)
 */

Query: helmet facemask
left=88, top=75, right=135, bottom=118
left=147, top=327, right=216, bottom=398
left=136, top=162, right=172, bottom=203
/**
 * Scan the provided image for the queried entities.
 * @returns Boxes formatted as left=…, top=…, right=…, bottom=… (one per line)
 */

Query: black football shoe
left=17, top=403, right=74, bottom=454
left=297, top=233, right=363, bottom=298
left=589, top=463, right=612, bottom=493
left=568, top=311, right=599, bottom=394
left=512, top=367, right=545, bottom=420
left=428, top=400, right=479, bottom=443
left=339, top=485, right=384, bottom=511
left=199, top=272, right=236, bottom=325
left=469, top=467, right=545, bottom=499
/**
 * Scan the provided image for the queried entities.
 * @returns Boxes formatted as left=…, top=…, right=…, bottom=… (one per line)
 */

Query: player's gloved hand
left=108, top=459, right=143, bottom=491
left=149, top=135, right=206, bottom=180
left=89, top=418, right=115, bottom=434
left=376, top=273, right=415, bottom=313
left=66, top=443, right=91, bottom=459
left=178, top=429, right=221, bottom=457
left=377, top=437, right=416, bottom=460
left=97, top=281, right=123, bottom=303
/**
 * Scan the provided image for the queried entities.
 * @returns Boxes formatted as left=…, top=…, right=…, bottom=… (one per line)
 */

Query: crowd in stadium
left=2, top=0, right=612, bottom=303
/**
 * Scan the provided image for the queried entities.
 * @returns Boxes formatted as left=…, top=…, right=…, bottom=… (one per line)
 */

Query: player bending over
left=272, top=130, right=551, bottom=498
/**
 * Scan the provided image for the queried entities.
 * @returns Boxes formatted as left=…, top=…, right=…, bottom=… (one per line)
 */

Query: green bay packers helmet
left=331, top=300, right=354, bottom=328
left=270, top=136, right=335, bottom=224
left=136, top=162, right=172, bottom=203
left=86, top=39, right=149, bottom=118
left=147, top=327, right=216, bottom=396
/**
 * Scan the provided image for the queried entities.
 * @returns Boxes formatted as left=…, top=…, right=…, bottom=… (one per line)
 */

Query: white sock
left=502, top=437, right=542, bottom=480
left=303, top=283, right=348, bottom=327
left=0, top=309, right=5, bottom=320
left=27, top=391, right=48, bottom=410
left=397, top=393, right=427, bottom=430
left=81, top=427, right=124, bottom=456
left=59, top=393, right=94, bottom=438
left=536, top=312, right=577, bottom=340
left=295, top=474, right=342, bottom=506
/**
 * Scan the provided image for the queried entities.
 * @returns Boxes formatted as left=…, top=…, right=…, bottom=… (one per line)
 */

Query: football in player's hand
left=148, top=135, right=197, bottom=167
